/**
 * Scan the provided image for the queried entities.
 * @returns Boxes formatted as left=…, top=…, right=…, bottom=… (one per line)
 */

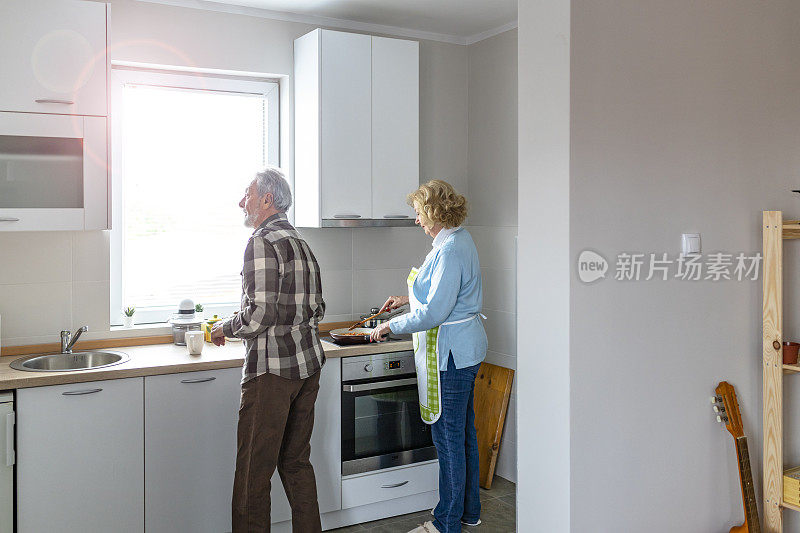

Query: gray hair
left=254, top=166, right=292, bottom=212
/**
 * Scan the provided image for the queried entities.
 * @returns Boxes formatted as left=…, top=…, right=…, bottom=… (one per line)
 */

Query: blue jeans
left=431, top=354, right=482, bottom=533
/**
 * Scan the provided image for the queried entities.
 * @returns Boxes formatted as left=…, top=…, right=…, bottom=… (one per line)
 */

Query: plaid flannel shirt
left=223, top=213, right=326, bottom=382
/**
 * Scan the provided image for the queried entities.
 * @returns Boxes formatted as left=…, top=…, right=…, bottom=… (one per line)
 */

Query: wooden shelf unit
left=762, top=211, right=800, bottom=531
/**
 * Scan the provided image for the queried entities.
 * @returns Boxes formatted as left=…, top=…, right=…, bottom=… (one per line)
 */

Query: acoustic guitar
left=712, top=381, right=760, bottom=533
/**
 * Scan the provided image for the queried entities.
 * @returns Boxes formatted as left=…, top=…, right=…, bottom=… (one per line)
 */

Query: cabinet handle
left=0, top=218, right=20, bottom=222
left=333, top=214, right=362, bottom=219
left=180, top=377, right=216, bottom=384
left=381, top=480, right=410, bottom=489
left=5, top=412, right=15, bottom=467
left=35, top=99, right=74, bottom=105
left=383, top=215, right=410, bottom=219
left=62, top=388, right=103, bottom=396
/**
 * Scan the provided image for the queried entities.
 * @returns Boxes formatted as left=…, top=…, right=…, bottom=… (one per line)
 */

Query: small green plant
left=124, top=306, right=136, bottom=317
left=195, top=303, right=204, bottom=313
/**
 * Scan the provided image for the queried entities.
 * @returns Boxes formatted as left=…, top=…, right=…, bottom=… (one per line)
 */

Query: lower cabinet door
left=270, top=358, right=343, bottom=523
left=144, top=368, right=241, bottom=533
left=16, top=377, right=144, bottom=533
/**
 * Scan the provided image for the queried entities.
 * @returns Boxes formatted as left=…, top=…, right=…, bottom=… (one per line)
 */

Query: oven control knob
left=364, top=363, right=374, bottom=373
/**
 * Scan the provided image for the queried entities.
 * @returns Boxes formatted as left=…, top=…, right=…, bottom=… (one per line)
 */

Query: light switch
left=682, top=233, right=701, bottom=255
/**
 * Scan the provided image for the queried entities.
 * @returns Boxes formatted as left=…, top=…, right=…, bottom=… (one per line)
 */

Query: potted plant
left=122, top=306, right=136, bottom=328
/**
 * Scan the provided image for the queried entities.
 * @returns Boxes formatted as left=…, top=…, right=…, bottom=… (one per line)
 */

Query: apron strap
left=440, top=313, right=486, bottom=327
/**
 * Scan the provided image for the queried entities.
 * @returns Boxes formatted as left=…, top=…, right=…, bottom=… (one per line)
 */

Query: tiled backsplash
left=0, top=226, right=434, bottom=347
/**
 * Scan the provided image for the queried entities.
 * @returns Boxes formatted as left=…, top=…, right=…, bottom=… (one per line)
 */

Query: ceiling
left=142, top=0, right=517, bottom=43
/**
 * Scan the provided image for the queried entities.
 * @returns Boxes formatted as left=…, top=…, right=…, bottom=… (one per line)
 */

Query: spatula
left=347, top=308, right=388, bottom=330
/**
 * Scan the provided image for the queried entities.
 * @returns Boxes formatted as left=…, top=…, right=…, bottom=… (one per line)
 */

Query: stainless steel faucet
left=61, top=326, right=88, bottom=354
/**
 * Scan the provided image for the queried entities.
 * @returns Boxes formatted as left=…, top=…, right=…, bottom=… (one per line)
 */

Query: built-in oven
left=341, top=351, right=437, bottom=476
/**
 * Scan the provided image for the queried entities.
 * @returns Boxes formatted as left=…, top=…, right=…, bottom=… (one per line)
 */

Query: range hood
left=321, top=216, right=416, bottom=228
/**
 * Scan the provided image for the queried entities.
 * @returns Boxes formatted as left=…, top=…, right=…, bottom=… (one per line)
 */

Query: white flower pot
left=122, top=316, right=134, bottom=328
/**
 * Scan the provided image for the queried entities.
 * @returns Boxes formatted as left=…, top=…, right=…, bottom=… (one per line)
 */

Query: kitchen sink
left=10, top=351, right=130, bottom=372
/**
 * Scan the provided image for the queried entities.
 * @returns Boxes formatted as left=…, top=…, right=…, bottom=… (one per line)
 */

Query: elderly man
left=211, top=167, right=326, bottom=533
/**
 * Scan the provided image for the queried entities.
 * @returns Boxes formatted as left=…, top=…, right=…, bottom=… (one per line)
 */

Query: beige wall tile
left=353, top=268, right=409, bottom=316
left=72, top=231, right=111, bottom=282
left=352, top=227, right=430, bottom=270
left=0, top=282, right=71, bottom=340
left=72, top=281, right=111, bottom=332
left=0, top=232, right=71, bottom=285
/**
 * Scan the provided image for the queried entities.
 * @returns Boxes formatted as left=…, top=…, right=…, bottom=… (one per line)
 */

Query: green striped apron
left=408, top=267, right=484, bottom=425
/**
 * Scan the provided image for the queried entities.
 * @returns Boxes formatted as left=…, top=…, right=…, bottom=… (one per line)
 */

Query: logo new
left=577, top=250, right=608, bottom=283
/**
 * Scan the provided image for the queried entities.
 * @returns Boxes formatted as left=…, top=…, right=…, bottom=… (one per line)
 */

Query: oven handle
left=342, top=377, right=418, bottom=393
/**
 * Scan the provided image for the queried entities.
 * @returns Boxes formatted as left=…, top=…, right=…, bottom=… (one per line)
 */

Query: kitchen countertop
left=0, top=338, right=412, bottom=389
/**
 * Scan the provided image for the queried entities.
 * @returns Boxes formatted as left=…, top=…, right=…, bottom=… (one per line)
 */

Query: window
left=110, top=68, right=280, bottom=325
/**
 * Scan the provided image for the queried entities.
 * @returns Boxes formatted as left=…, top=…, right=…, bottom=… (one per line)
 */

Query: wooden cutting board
left=473, top=362, right=514, bottom=489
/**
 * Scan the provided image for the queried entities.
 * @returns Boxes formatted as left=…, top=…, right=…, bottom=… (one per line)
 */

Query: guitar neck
left=735, top=436, right=760, bottom=533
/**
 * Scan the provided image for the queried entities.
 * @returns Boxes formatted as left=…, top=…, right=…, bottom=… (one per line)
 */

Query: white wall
left=0, top=0, right=468, bottom=348
left=466, top=28, right=518, bottom=482
left=517, top=0, right=571, bottom=530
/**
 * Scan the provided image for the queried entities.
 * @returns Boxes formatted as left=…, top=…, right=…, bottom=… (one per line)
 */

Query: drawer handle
left=333, top=214, right=362, bottom=219
left=35, top=99, right=74, bottom=105
left=180, top=377, right=216, bottom=384
left=6, top=412, right=15, bottom=467
left=383, top=215, right=410, bottom=219
left=0, top=218, right=20, bottom=222
left=62, top=388, right=103, bottom=396
left=381, top=481, right=410, bottom=489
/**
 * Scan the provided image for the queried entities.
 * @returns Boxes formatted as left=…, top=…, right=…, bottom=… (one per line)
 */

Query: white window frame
left=109, top=66, right=280, bottom=326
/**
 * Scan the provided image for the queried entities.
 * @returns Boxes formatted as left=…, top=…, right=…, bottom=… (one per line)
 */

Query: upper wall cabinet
left=0, top=112, right=109, bottom=231
left=294, top=29, right=419, bottom=228
left=0, top=0, right=110, bottom=231
left=0, top=0, right=108, bottom=117
left=371, top=36, right=420, bottom=223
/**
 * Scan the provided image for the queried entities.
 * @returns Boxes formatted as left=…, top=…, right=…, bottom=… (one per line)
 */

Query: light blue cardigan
left=388, top=227, right=488, bottom=371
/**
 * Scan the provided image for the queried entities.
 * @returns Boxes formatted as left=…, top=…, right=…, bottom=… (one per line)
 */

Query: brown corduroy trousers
left=232, top=370, right=322, bottom=533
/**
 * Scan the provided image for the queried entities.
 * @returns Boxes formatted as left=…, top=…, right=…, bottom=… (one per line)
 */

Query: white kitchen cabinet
left=16, top=378, right=144, bottom=533
left=0, top=0, right=108, bottom=117
left=144, top=361, right=341, bottom=529
left=318, top=31, right=373, bottom=221
left=371, top=37, right=420, bottom=221
left=0, top=392, right=13, bottom=533
left=0, top=111, right=109, bottom=231
left=294, top=29, right=419, bottom=227
left=295, top=29, right=372, bottom=225
left=144, top=368, right=241, bottom=533
left=271, top=358, right=343, bottom=524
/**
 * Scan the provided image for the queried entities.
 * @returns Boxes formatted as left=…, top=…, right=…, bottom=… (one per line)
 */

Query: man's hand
left=370, top=322, right=393, bottom=343
left=210, top=323, right=227, bottom=346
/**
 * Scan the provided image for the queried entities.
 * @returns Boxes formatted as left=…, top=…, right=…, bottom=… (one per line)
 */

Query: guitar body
left=730, top=524, right=749, bottom=533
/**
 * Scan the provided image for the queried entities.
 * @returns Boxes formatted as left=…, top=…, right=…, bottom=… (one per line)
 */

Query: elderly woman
left=371, top=180, right=488, bottom=533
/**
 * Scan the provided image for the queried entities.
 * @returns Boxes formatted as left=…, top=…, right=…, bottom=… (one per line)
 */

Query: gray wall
left=567, top=0, right=800, bottom=531
left=0, top=0, right=467, bottom=347
left=466, top=28, right=518, bottom=482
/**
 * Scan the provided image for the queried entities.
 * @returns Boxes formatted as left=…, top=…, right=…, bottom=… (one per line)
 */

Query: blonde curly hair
left=407, top=180, right=468, bottom=229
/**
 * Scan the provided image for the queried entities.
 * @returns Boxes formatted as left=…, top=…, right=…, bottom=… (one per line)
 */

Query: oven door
left=341, top=376, right=436, bottom=476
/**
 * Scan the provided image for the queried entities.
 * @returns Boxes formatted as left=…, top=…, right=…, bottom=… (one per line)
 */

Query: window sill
left=109, top=323, right=172, bottom=336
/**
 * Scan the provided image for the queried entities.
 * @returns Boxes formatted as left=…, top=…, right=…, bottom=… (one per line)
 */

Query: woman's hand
left=370, top=322, right=393, bottom=343
left=380, top=295, right=409, bottom=312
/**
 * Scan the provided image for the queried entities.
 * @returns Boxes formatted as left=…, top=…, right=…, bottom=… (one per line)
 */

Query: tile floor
left=330, top=477, right=516, bottom=533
